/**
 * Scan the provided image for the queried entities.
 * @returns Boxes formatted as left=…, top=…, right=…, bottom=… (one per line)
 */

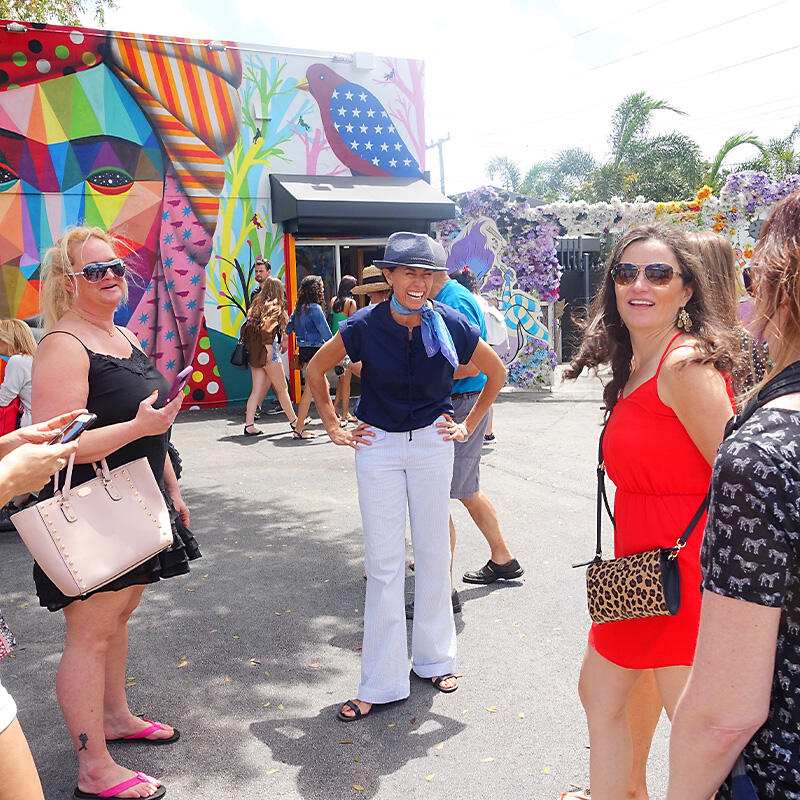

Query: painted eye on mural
left=86, top=168, right=134, bottom=195
left=0, top=162, right=19, bottom=189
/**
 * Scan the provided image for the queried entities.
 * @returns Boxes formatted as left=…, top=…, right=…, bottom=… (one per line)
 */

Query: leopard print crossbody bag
left=574, top=422, right=710, bottom=625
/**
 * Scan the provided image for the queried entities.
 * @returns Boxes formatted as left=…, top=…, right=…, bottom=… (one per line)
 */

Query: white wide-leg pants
left=354, top=418, right=456, bottom=704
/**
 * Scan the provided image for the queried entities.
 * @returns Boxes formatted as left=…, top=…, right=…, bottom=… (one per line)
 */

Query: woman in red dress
left=566, top=224, right=739, bottom=799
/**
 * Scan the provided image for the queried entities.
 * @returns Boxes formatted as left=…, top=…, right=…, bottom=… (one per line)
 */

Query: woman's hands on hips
left=132, top=390, right=183, bottom=438
left=328, top=421, right=376, bottom=450
left=437, top=414, right=468, bottom=442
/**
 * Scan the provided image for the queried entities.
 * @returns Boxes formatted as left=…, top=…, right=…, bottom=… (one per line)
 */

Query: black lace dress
left=33, top=330, right=201, bottom=612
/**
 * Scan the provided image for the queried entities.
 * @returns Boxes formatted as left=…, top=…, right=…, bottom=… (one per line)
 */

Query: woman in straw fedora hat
left=306, top=232, right=507, bottom=722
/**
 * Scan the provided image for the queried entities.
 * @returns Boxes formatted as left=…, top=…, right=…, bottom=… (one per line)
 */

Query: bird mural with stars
left=298, top=64, right=422, bottom=179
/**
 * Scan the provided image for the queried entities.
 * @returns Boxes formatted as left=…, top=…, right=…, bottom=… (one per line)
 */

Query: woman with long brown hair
left=688, top=231, right=766, bottom=393
left=242, top=277, right=301, bottom=436
left=565, top=223, right=737, bottom=799
left=284, top=275, right=332, bottom=440
left=668, top=191, right=800, bottom=799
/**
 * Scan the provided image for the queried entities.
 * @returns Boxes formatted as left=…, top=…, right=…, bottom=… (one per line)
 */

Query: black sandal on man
left=462, top=558, right=524, bottom=584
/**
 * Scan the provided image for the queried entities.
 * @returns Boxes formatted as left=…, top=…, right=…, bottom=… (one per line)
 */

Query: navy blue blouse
left=339, top=299, right=480, bottom=432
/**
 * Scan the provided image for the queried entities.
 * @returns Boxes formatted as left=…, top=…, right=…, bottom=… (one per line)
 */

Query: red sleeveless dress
left=589, top=335, right=731, bottom=669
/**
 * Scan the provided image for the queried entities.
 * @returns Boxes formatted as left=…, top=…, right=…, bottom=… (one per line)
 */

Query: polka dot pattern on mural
left=181, top=318, right=227, bottom=409
left=0, top=23, right=104, bottom=89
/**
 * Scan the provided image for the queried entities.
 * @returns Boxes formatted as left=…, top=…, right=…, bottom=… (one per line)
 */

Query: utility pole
left=426, top=134, right=450, bottom=195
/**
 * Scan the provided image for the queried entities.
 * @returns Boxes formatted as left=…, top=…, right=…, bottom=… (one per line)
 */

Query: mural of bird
left=297, top=64, right=421, bottom=179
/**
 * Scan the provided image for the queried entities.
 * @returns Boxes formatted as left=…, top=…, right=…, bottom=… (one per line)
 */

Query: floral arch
left=434, top=171, right=800, bottom=389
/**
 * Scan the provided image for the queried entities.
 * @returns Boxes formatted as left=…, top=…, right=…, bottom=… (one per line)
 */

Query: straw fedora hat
left=352, top=265, right=392, bottom=295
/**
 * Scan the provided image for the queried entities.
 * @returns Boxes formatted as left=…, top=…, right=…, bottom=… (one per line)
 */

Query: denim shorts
left=450, top=392, right=490, bottom=499
left=0, top=676, right=17, bottom=733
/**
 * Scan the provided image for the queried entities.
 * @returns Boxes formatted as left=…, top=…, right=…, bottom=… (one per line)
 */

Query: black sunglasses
left=71, top=258, right=127, bottom=283
left=611, top=263, right=684, bottom=287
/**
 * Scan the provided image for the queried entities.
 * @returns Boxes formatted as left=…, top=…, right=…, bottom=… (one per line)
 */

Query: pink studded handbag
left=11, top=454, right=173, bottom=597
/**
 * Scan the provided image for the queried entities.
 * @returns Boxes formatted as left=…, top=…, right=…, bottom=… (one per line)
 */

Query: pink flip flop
left=105, top=719, right=180, bottom=745
left=73, top=770, right=166, bottom=799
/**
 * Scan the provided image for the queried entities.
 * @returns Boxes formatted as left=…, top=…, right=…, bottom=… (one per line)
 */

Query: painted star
left=359, top=124, right=367, bottom=133
left=389, top=158, right=397, bottom=167
left=380, top=143, right=389, bottom=151
left=345, top=90, right=353, bottom=100
left=351, top=108, right=360, bottom=118
left=350, top=140, right=359, bottom=150
left=371, top=157, right=380, bottom=165
left=345, top=123, right=354, bottom=133
left=364, top=141, right=373, bottom=150
left=165, top=359, right=176, bottom=370
left=374, top=125, right=383, bottom=134
left=366, top=108, right=375, bottom=118
left=337, top=106, right=346, bottom=116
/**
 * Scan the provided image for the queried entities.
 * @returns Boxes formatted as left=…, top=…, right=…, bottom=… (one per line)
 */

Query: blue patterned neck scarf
left=391, top=295, right=459, bottom=370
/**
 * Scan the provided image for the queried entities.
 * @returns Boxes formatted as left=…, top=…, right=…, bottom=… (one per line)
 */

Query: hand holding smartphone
left=165, top=366, right=193, bottom=404
left=49, top=412, right=97, bottom=445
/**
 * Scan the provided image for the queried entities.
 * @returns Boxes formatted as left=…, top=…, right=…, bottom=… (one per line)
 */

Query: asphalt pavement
left=0, top=368, right=673, bottom=800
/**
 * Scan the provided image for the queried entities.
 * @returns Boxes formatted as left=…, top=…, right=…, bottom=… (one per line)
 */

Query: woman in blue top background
left=284, top=275, right=332, bottom=440
left=305, top=232, right=507, bottom=722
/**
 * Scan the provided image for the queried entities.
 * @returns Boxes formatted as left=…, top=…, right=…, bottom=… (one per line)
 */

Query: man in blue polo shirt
left=430, top=268, right=524, bottom=592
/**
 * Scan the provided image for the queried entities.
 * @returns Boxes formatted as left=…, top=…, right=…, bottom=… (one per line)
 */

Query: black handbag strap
left=578, top=359, right=800, bottom=568
left=573, top=415, right=709, bottom=568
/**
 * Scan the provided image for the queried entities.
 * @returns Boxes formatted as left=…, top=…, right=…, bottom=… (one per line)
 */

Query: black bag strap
left=573, top=413, right=709, bottom=568
left=576, top=359, right=800, bottom=569
left=727, top=359, right=800, bottom=436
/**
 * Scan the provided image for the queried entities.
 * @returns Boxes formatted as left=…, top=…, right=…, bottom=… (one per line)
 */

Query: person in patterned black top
left=668, top=191, right=800, bottom=799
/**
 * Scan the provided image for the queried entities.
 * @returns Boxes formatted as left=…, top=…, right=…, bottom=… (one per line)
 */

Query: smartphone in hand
left=165, top=366, right=193, bottom=404
left=49, top=412, right=98, bottom=445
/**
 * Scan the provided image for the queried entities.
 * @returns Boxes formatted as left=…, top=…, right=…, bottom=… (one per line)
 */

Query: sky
left=89, top=0, right=800, bottom=196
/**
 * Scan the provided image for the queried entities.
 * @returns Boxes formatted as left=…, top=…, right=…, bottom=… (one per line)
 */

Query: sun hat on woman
left=375, top=232, right=450, bottom=271
left=351, top=266, right=392, bottom=295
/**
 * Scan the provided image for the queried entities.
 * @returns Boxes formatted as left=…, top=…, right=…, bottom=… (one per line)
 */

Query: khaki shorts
left=450, top=392, right=489, bottom=500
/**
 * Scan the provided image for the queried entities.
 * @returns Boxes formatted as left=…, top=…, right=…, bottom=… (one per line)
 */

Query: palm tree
left=608, top=91, right=686, bottom=170
left=486, top=156, right=522, bottom=192
left=519, top=148, right=596, bottom=201
left=705, top=133, right=766, bottom=191
left=738, top=122, right=800, bottom=181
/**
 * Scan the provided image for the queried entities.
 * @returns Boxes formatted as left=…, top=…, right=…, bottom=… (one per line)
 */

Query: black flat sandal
left=431, top=674, right=458, bottom=694
left=337, top=699, right=371, bottom=722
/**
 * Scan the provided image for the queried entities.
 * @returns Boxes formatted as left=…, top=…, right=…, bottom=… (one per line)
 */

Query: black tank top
left=38, top=328, right=171, bottom=494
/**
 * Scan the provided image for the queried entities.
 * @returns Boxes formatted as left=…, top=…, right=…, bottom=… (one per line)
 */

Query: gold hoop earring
left=677, top=306, right=692, bottom=331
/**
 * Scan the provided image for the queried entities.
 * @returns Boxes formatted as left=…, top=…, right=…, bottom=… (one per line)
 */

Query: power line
left=568, top=0, right=672, bottom=40
left=585, top=0, right=791, bottom=73
left=478, top=37, right=800, bottom=139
